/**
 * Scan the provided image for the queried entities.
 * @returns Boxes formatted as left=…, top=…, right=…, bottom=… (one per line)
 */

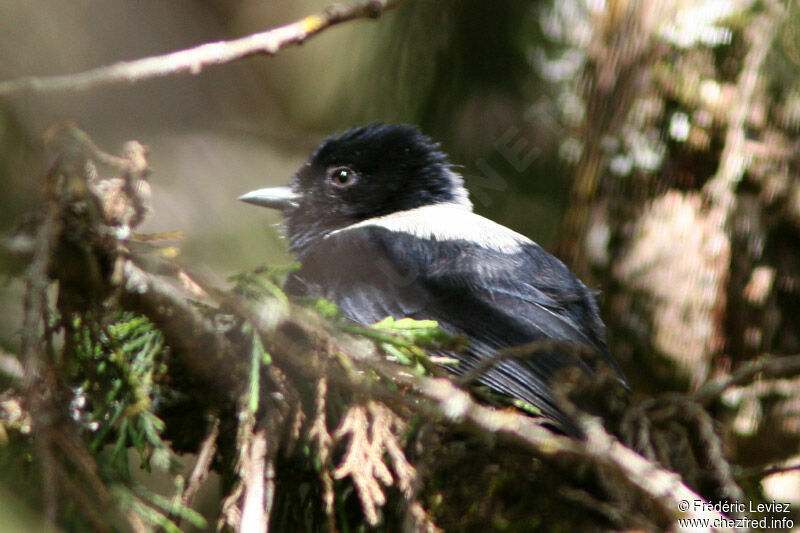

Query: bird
left=239, top=123, right=628, bottom=433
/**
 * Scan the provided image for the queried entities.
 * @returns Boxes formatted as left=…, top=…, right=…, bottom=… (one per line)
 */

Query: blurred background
left=2, top=0, right=800, bottom=529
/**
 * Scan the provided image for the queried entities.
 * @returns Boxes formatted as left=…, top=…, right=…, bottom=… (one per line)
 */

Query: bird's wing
left=284, top=225, right=436, bottom=331
left=286, top=220, right=625, bottom=430
left=374, top=226, right=627, bottom=425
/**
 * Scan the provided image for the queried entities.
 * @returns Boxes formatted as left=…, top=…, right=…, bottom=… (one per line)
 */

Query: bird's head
left=239, top=124, right=471, bottom=254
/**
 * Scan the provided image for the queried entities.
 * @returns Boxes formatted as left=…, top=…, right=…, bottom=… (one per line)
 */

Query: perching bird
left=239, top=124, right=627, bottom=432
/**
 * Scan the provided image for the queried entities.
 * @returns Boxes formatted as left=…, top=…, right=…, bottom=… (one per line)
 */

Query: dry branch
left=169, top=416, right=220, bottom=528
left=695, top=354, right=800, bottom=404
left=20, top=158, right=65, bottom=531
left=0, top=0, right=403, bottom=97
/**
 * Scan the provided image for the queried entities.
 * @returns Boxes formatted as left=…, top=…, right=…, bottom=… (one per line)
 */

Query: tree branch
left=695, top=353, right=800, bottom=404
left=169, top=416, right=220, bottom=528
left=0, top=0, right=404, bottom=97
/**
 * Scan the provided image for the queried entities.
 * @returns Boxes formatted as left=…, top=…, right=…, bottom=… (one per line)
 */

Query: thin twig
left=45, top=124, right=146, bottom=174
left=20, top=162, right=61, bottom=380
left=218, top=403, right=255, bottom=532
left=36, top=436, right=60, bottom=532
left=736, top=461, right=800, bottom=480
left=0, top=0, right=404, bottom=97
left=21, top=160, right=64, bottom=532
left=52, top=464, right=114, bottom=533
left=695, top=354, right=800, bottom=404
left=170, top=415, right=220, bottom=528
left=55, top=431, right=113, bottom=508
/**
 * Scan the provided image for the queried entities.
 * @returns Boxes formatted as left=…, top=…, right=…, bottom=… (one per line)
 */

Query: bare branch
left=20, top=158, right=64, bottom=532
left=737, top=460, right=800, bottom=480
left=695, top=354, right=800, bottom=404
left=0, top=0, right=403, bottom=97
left=218, top=406, right=255, bottom=532
left=577, top=418, right=733, bottom=533
left=170, top=415, right=220, bottom=528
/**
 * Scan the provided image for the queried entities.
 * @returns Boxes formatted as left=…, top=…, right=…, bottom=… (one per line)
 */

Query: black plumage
left=240, top=124, right=627, bottom=432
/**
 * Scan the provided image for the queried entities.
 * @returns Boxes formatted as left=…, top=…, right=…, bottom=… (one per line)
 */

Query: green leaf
left=510, top=399, right=542, bottom=416
left=310, top=297, right=341, bottom=319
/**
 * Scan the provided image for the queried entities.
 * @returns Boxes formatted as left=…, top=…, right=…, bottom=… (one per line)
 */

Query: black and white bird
left=239, top=124, right=627, bottom=432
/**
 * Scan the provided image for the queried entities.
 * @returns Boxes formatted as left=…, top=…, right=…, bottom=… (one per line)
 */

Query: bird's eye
left=329, top=167, right=358, bottom=188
